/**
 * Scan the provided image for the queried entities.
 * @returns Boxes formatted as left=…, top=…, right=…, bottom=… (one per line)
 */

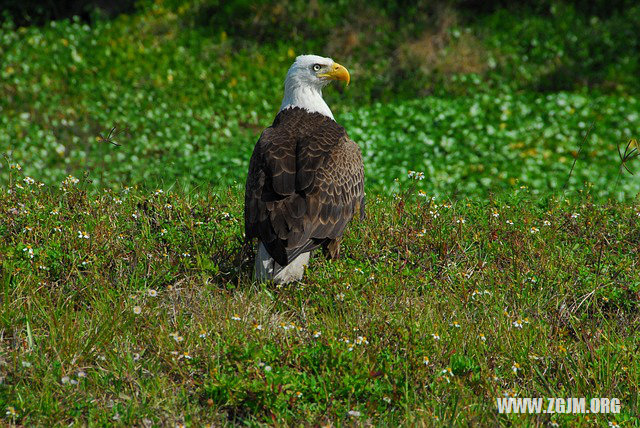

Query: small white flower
left=160, top=228, right=167, bottom=235
left=383, top=396, right=391, bottom=404
left=506, top=220, right=514, bottom=225
left=21, top=361, right=32, bottom=368
left=422, top=356, right=430, bottom=365
left=492, top=211, right=499, bottom=218
left=530, top=227, right=539, bottom=234
left=132, top=213, right=139, bottom=219
left=503, top=389, right=518, bottom=398
left=456, top=217, right=466, bottom=224
left=133, top=306, right=142, bottom=315
left=431, top=333, right=440, bottom=340
left=355, top=336, right=368, bottom=345
left=279, top=322, right=296, bottom=331
left=336, top=293, right=345, bottom=301
left=264, top=365, right=272, bottom=372
left=571, top=213, right=580, bottom=219
left=348, top=410, right=361, bottom=417
left=77, top=230, right=89, bottom=239
left=511, top=362, right=521, bottom=374
left=23, top=176, right=35, bottom=185
left=77, top=371, right=86, bottom=378
left=513, top=320, right=523, bottom=329
left=181, top=252, right=190, bottom=258
left=23, top=245, right=34, bottom=259
left=441, top=367, right=453, bottom=378
left=62, top=175, right=79, bottom=186
left=313, top=331, right=321, bottom=338
left=61, top=376, right=70, bottom=384
left=543, top=220, right=551, bottom=226
left=154, top=189, right=164, bottom=196
left=148, top=289, right=158, bottom=297
left=478, top=334, right=486, bottom=342
left=231, top=314, right=241, bottom=321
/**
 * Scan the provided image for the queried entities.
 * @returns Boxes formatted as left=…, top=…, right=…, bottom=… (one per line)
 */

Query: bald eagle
left=244, top=55, right=365, bottom=283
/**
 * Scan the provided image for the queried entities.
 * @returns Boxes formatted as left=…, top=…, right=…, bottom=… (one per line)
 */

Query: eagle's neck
left=280, top=82, right=334, bottom=120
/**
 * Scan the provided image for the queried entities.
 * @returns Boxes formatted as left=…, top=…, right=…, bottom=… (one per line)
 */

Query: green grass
left=2, top=175, right=639, bottom=425
left=2, top=12, right=639, bottom=198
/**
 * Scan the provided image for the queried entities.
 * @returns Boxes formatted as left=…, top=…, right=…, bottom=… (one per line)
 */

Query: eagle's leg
left=323, top=237, right=342, bottom=260
left=255, top=242, right=310, bottom=284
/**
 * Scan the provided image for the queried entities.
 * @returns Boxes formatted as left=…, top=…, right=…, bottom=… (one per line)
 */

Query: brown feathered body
left=245, top=107, right=365, bottom=281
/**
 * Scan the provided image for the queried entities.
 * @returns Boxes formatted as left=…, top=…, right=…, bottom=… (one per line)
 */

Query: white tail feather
left=254, top=242, right=310, bottom=284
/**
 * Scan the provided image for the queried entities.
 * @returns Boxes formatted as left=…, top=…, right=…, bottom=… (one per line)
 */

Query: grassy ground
left=2, top=2, right=640, bottom=426
left=2, top=172, right=639, bottom=425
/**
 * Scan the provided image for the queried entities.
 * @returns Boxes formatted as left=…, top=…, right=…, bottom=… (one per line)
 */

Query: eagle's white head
left=280, top=54, right=350, bottom=120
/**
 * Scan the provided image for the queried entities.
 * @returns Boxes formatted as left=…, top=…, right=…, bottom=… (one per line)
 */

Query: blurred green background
left=1, top=0, right=639, bottom=197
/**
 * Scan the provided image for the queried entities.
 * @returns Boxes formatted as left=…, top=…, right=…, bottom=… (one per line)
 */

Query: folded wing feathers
left=245, top=107, right=365, bottom=267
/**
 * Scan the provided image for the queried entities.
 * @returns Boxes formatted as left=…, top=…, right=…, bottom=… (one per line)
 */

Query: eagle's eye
left=312, top=64, right=322, bottom=72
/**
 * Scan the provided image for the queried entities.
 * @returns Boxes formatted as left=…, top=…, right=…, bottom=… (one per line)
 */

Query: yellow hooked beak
left=319, top=62, right=350, bottom=86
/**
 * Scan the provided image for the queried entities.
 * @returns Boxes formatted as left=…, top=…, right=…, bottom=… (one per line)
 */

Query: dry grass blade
left=618, top=139, right=639, bottom=175
left=563, top=122, right=594, bottom=190
left=97, top=124, right=129, bottom=147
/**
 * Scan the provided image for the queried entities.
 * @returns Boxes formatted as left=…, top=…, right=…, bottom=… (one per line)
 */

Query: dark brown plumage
left=244, top=107, right=365, bottom=267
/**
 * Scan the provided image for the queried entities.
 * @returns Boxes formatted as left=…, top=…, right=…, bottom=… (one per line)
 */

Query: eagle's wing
left=244, top=108, right=365, bottom=266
